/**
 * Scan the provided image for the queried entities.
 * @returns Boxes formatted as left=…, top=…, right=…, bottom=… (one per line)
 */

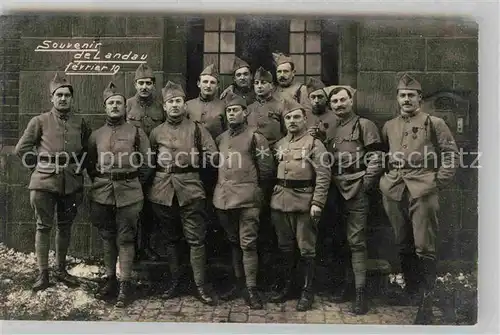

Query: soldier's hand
left=310, top=205, right=322, bottom=221
left=220, top=85, right=234, bottom=100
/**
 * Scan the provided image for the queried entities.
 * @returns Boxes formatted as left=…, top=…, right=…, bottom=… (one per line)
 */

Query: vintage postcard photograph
left=0, top=10, right=479, bottom=328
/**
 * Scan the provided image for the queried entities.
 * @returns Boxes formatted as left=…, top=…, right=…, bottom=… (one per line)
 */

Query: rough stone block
left=21, top=39, right=74, bottom=71
left=126, top=16, right=164, bottom=37
left=72, top=16, right=126, bottom=37
left=359, top=18, right=478, bottom=38
left=99, top=39, right=163, bottom=71
left=454, top=73, right=478, bottom=92
left=165, top=40, right=187, bottom=73
left=427, top=38, right=478, bottom=72
left=358, top=38, right=426, bottom=71
left=69, top=73, right=126, bottom=113
left=17, top=15, right=73, bottom=37
left=7, top=185, right=33, bottom=223
left=19, top=71, right=55, bottom=114
left=356, top=72, right=398, bottom=118
left=6, top=155, right=31, bottom=186
left=6, top=222, right=35, bottom=252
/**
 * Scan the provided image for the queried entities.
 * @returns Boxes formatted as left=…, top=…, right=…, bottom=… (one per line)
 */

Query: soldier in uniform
left=186, top=63, right=227, bottom=140
left=269, top=99, right=331, bottom=311
left=214, top=93, right=275, bottom=309
left=15, top=73, right=90, bottom=291
left=272, top=52, right=312, bottom=113
left=246, top=66, right=287, bottom=285
left=219, top=56, right=256, bottom=105
left=148, top=81, right=218, bottom=305
left=126, top=63, right=165, bottom=262
left=380, top=73, right=459, bottom=324
left=325, top=85, right=384, bottom=314
left=86, top=82, right=151, bottom=307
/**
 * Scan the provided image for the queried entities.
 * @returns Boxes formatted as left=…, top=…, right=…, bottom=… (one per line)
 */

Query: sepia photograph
left=0, top=10, right=479, bottom=327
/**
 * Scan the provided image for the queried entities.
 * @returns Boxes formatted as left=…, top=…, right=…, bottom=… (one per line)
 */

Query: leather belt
left=95, top=171, right=139, bottom=181
left=39, top=155, right=80, bottom=165
left=389, top=159, right=437, bottom=170
left=332, top=164, right=366, bottom=176
left=157, top=165, right=200, bottom=174
left=276, top=179, right=314, bottom=188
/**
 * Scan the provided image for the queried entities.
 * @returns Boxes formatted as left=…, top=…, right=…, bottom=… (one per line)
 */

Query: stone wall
left=0, top=15, right=479, bottom=267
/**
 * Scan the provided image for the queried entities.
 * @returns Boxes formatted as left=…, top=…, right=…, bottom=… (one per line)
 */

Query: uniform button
left=404, top=132, right=408, bottom=136
left=202, top=112, right=207, bottom=115
left=202, top=121, right=206, bottom=125
left=228, top=146, right=232, bottom=149
left=286, top=160, right=289, bottom=163
left=172, top=148, right=176, bottom=152
left=402, top=145, right=407, bottom=149
left=65, top=141, right=68, bottom=144
left=284, top=170, right=288, bottom=174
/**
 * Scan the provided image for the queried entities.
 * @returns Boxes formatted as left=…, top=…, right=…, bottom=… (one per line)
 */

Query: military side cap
left=282, top=99, right=305, bottom=116
left=50, top=72, right=72, bottom=95
left=272, top=52, right=294, bottom=66
left=325, top=85, right=357, bottom=98
left=397, top=73, right=422, bottom=91
left=134, top=63, right=155, bottom=81
left=200, top=64, right=219, bottom=80
left=162, top=81, right=185, bottom=102
left=254, top=66, right=273, bottom=82
left=225, top=92, right=247, bottom=109
left=232, top=56, right=250, bottom=73
left=306, top=77, right=326, bottom=95
left=103, top=81, right=126, bottom=103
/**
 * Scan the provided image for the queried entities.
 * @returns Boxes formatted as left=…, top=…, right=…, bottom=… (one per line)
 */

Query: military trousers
left=90, top=200, right=143, bottom=246
left=382, top=188, right=439, bottom=260
left=30, top=190, right=83, bottom=270
left=217, top=207, right=260, bottom=288
left=150, top=197, right=208, bottom=287
left=271, top=210, right=317, bottom=258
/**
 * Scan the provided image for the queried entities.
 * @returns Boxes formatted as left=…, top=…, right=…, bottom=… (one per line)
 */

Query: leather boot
left=32, top=269, right=50, bottom=292
left=195, top=285, right=216, bottom=306
left=162, top=245, right=181, bottom=299
left=352, top=287, right=368, bottom=314
left=95, top=275, right=119, bottom=300
left=53, top=263, right=80, bottom=287
left=296, top=258, right=315, bottom=311
left=115, top=281, right=133, bottom=308
left=269, top=251, right=295, bottom=303
left=245, top=287, right=263, bottom=310
left=387, top=253, right=421, bottom=306
left=414, top=258, right=436, bottom=325
left=331, top=267, right=354, bottom=303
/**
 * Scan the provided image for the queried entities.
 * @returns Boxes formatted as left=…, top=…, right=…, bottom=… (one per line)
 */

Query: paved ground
left=99, top=294, right=443, bottom=324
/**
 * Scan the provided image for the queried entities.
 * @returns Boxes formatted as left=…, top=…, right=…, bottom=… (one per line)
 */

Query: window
left=203, top=16, right=236, bottom=75
left=289, top=19, right=322, bottom=84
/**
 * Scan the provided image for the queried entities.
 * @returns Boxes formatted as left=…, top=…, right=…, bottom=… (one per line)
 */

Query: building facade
left=0, top=14, right=478, bottom=266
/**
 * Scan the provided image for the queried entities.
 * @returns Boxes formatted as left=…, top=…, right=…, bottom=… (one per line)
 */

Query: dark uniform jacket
left=213, top=124, right=275, bottom=210
left=186, top=95, right=227, bottom=140
left=270, top=130, right=331, bottom=212
left=246, top=95, right=287, bottom=146
left=148, top=117, right=218, bottom=207
left=379, top=110, right=459, bottom=201
left=14, top=108, right=91, bottom=195
left=126, top=94, right=165, bottom=136
left=87, top=119, right=151, bottom=208
left=325, top=113, right=384, bottom=200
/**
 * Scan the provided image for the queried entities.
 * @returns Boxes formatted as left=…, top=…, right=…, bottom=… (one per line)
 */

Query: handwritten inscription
left=34, top=40, right=149, bottom=76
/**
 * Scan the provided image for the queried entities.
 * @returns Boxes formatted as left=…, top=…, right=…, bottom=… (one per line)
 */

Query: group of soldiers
left=14, top=51, right=460, bottom=325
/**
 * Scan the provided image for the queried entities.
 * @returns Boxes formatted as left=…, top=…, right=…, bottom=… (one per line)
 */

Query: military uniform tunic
left=186, top=95, right=227, bottom=140
left=270, top=130, right=331, bottom=258
left=126, top=95, right=165, bottom=136
left=87, top=119, right=151, bottom=245
left=379, top=110, right=459, bottom=260
left=14, top=108, right=91, bottom=232
left=222, top=85, right=257, bottom=106
left=246, top=95, right=287, bottom=146
left=274, top=81, right=312, bottom=113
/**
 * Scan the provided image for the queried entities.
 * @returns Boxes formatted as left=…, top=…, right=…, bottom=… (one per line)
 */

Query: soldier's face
left=234, top=67, right=252, bottom=88
left=330, top=89, right=353, bottom=117
left=197, top=75, right=218, bottom=96
left=284, top=109, right=306, bottom=134
left=397, top=89, right=421, bottom=114
left=309, top=89, right=327, bottom=110
left=254, top=80, right=273, bottom=96
left=134, top=78, right=155, bottom=98
left=51, top=87, right=73, bottom=111
left=226, top=105, right=246, bottom=125
left=105, top=95, right=126, bottom=119
left=276, top=63, right=295, bottom=86
left=164, top=96, right=185, bottom=118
